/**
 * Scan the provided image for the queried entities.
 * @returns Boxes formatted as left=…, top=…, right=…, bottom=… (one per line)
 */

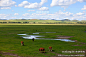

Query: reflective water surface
left=17, top=32, right=75, bottom=42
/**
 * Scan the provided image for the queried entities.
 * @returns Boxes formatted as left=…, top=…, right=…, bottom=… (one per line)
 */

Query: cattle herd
left=21, top=41, right=52, bottom=53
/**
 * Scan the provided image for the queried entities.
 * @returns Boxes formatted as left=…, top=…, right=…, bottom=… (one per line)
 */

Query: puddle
left=33, top=33, right=39, bottom=34
left=17, top=33, right=75, bottom=42
left=23, top=35, right=44, bottom=39
left=46, top=32, right=56, bottom=33
left=52, top=39, right=75, bottom=42
left=17, top=34, right=27, bottom=35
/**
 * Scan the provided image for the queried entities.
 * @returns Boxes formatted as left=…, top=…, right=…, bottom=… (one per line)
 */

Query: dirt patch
left=0, top=51, right=22, bottom=57
left=72, top=45, right=82, bottom=46
left=79, top=42, right=86, bottom=44
left=8, top=50, right=15, bottom=51
left=72, top=42, right=86, bottom=46
left=57, top=35, right=74, bottom=39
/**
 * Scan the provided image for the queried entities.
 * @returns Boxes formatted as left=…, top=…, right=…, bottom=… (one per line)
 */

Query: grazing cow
left=49, top=46, right=52, bottom=51
left=39, top=47, right=45, bottom=53
left=21, top=41, right=24, bottom=46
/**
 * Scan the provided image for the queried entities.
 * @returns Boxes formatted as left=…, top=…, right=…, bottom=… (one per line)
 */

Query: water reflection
left=17, top=34, right=27, bottom=35
left=17, top=33, right=75, bottom=42
left=23, top=35, right=44, bottom=39
left=46, top=32, right=56, bottom=33
left=33, top=33, right=39, bottom=34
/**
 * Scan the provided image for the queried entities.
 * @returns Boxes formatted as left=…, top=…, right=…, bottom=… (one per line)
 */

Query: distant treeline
left=0, top=21, right=86, bottom=24
left=0, top=22, right=29, bottom=23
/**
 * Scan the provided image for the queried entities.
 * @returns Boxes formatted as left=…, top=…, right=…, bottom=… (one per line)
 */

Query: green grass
left=0, top=25, right=86, bottom=57
left=0, top=19, right=85, bottom=24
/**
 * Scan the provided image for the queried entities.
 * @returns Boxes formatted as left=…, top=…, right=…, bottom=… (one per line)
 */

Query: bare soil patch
left=72, top=42, right=86, bottom=46
left=79, top=42, right=86, bottom=44
left=0, top=51, right=22, bottom=57
left=57, top=35, right=74, bottom=39
left=72, top=45, right=82, bottom=46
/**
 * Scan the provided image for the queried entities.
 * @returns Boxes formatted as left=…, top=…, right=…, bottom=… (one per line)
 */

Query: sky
left=0, top=0, right=86, bottom=20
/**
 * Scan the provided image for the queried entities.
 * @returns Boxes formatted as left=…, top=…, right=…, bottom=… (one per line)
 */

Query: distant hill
left=61, top=19, right=70, bottom=21
left=0, top=19, right=7, bottom=20
left=0, top=19, right=86, bottom=24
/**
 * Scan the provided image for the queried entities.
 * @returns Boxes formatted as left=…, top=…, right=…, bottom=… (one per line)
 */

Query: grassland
left=0, top=23, right=86, bottom=25
left=0, top=19, right=86, bottom=24
left=0, top=25, right=86, bottom=57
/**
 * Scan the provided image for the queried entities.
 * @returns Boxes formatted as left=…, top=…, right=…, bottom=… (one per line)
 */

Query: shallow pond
left=17, top=33, right=75, bottom=42
left=33, top=33, right=39, bottom=34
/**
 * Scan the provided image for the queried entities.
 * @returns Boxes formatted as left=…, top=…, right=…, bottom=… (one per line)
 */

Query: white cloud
left=76, top=12, right=85, bottom=15
left=50, top=0, right=86, bottom=8
left=28, top=10, right=35, bottom=12
left=14, top=13, right=19, bottom=15
left=39, top=7, right=49, bottom=11
left=0, top=10, right=85, bottom=20
left=22, top=10, right=75, bottom=20
left=40, top=0, right=48, bottom=5
left=18, top=0, right=47, bottom=9
left=82, top=5, right=86, bottom=10
left=0, top=14, right=11, bottom=19
left=32, top=13, right=47, bottom=15
left=24, top=2, right=40, bottom=9
left=0, top=0, right=16, bottom=6
left=15, top=5, right=17, bottom=7
left=22, top=13, right=30, bottom=16
left=0, top=0, right=16, bottom=9
left=1, top=7, right=11, bottom=9
left=18, top=1, right=30, bottom=7
left=34, top=11, right=86, bottom=20
left=55, top=10, right=73, bottom=16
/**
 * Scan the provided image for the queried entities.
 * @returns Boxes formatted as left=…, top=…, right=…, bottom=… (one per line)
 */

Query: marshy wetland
left=0, top=25, right=86, bottom=57
left=17, top=32, right=75, bottom=42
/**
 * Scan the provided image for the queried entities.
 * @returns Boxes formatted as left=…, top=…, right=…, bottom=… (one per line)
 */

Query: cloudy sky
left=0, top=0, right=86, bottom=20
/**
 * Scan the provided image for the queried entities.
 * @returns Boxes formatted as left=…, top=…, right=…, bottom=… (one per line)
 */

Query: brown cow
left=49, top=46, right=52, bottom=51
left=21, top=41, right=24, bottom=46
left=39, top=47, right=45, bottom=53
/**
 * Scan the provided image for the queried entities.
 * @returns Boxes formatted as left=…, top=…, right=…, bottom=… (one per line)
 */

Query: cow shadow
left=41, top=52, right=47, bottom=53
left=40, top=51, right=47, bottom=53
left=52, top=50, right=55, bottom=52
left=21, top=45, right=27, bottom=46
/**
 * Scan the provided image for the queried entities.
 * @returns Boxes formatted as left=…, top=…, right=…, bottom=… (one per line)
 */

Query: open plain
left=0, top=25, right=86, bottom=57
